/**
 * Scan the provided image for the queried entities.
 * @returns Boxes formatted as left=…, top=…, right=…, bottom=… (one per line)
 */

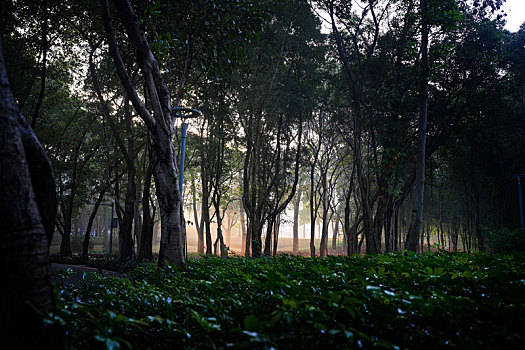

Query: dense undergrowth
left=48, top=252, right=525, bottom=349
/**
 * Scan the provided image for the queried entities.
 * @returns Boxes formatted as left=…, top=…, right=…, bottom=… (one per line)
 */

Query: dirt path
left=50, top=263, right=121, bottom=286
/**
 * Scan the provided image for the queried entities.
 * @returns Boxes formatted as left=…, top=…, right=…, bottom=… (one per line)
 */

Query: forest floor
left=50, top=263, right=121, bottom=285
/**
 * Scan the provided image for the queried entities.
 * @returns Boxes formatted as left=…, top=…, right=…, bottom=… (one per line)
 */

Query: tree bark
left=0, top=38, right=56, bottom=348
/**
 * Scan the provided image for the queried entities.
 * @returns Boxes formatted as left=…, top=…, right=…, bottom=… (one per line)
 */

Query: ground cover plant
left=48, top=252, right=525, bottom=349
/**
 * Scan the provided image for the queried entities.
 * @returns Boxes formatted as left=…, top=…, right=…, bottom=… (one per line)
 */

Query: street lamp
left=173, top=107, right=201, bottom=257
left=511, top=174, right=525, bottom=228
left=173, top=107, right=201, bottom=196
left=86, top=200, right=117, bottom=259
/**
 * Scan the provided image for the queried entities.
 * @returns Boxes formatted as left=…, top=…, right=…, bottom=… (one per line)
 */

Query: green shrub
left=483, top=227, right=525, bottom=253
left=46, top=253, right=525, bottom=349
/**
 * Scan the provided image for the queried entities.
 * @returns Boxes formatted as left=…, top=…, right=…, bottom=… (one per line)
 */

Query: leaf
left=244, top=315, right=262, bottom=331
left=95, top=336, right=121, bottom=350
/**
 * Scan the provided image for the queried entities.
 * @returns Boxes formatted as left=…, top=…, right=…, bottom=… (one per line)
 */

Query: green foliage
left=484, top=227, right=525, bottom=253
left=48, top=253, right=525, bottom=348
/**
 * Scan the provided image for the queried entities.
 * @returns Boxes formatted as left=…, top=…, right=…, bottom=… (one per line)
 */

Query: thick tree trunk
left=101, top=0, right=185, bottom=267
left=1, top=39, right=56, bottom=348
left=153, top=141, right=185, bottom=266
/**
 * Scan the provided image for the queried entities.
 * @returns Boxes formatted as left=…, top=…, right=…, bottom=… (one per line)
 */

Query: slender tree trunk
left=293, top=187, right=302, bottom=253
left=426, top=224, right=431, bottom=252
left=240, top=199, right=247, bottom=256
left=138, top=158, right=155, bottom=260
left=272, top=212, right=281, bottom=256
left=320, top=216, right=329, bottom=257
left=119, top=164, right=135, bottom=260
left=192, top=178, right=204, bottom=255
left=81, top=185, right=108, bottom=262
left=60, top=211, right=72, bottom=257
left=212, top=206, right=227, bottom=258
left=344, top=188, right=355, bottom=255
left=405, top=0, right=428, bottom=252
left=202, top=189, right=212, bottom=255
left=394, top=207, right=399, bottom=251
left=420, top=221, right=425, bottom=253
left=310, top=164, right=317, bottom=257
left=264, top=216, right=274, bottom=256
left=332, top=219, right=339, bottom=251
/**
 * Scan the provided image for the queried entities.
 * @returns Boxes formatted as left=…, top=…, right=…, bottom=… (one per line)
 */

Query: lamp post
left=511, top=174, right=525, bottom=229
left=173, top=107, right=201, bottom=195
left=86, top=201, right=117, bottom=259
left=173, top=107, right=201, bottom=257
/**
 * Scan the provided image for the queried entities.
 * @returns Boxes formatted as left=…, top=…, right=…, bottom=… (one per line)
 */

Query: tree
left=100, top=0, right=186, bottom=266
left=0, top=37, right=57, bottom=348
left=237, top=0, right=323, bottom=257
left=405, top=0, right=429, bottom=252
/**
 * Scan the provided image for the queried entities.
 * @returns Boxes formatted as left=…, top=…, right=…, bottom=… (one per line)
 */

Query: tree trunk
left=332, top=219, right=339, bottom=251
left=119, top=166, right=135, bottom=260
left=213, top=210, right=228, bottom=258
left=272, top=212, right=281, bottom=256
left=264, top=216, right=274, bottom=256
left=310, top=160, right=317, bottom=257
left=192, top=178, right=204, bottom=255
left=101, top=0, right=185, bottom=267
left=293, top=186, right=301, bottom=253
left=60, top=212, right=72, bottom=257
left=0, top=39, right=56, bottom=348
left=138, top=158, right=155, bottom=260
left=320, top=217, right=329, bottom=258
left=81, top=184, right=108, bottom=262
left=202, top=187, right=212, bottom=255
left=240, top=199, right=247, bottom=256
left=344, top=187, right=357, bottom=255
left=405, top=0, right=429, bottom=252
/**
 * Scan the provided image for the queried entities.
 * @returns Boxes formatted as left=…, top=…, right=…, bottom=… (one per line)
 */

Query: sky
left=502, top=0, right=525, bottom=32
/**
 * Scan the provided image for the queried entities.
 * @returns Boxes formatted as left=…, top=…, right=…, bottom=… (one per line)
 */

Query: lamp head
left=173, top=107, right=201, bottom=119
